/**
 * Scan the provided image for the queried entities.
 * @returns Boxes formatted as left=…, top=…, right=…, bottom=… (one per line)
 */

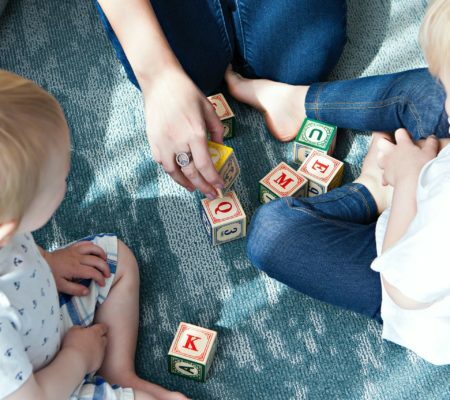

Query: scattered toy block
left=293, top=118, right=337, bottom=164
left=297, top=150, right=344, bottom=197
left=168, top=322, right=218, bottom=382
left=208, top=141, right=240, bottom=191
left=208, top=93, right=236, bottom=139
left=201, top=190, right=246, bottom=245
left=259, top=162, right=308, bottom=204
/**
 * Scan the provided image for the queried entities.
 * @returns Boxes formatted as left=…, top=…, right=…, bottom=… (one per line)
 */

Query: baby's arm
left=5, top=324, right=108, bottom=400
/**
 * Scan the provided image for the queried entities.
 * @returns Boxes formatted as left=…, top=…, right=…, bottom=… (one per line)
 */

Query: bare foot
left=225, top=65, right=309, bottom=142
left=354, top=132, right=394, bottom=214
left=112, top=371, right=188, bottom=400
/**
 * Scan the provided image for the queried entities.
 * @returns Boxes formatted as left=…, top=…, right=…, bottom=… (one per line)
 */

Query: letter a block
left=298, top=150, right=344, bottom=197
left=259, top=162, right=308, bottom=204
left=201, top=190, right=246, bottom=245
left=208, top=141, right=240, bottom=191
left=293, top=118, right=337, bottom=164
left=168, top=322, right=218, bottom=382
left=207, top=93, right=236, bottom=139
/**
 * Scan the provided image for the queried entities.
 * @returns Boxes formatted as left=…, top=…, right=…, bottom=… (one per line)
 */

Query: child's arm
left=376, top=130, right=439, bottom=309
left=5, top=324, right=108, bottom=400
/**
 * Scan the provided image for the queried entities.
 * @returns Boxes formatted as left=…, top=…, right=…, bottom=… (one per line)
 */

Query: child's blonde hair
left=420, top=0, right=450, bottom=80
left=0, top=70, right=68, bottom=225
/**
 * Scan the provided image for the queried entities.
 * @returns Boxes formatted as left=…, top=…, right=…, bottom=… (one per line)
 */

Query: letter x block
left=201, top=190, right=246, bottom=245
left=207, top=93, right=236, bottom=139
left=259, top=162, right=308, bottom=204
left=298, top=150, right=344, bottom=197
left=208, top=141, right=240, bottom=191
left=293, top=118, right=337, bottom=164
left=168, top=322, right=218, bottom=382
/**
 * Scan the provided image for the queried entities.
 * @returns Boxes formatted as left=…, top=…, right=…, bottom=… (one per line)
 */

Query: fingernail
left=83, top=289, right=89, bottom=296
left=206, top=193, right=216, bottom=200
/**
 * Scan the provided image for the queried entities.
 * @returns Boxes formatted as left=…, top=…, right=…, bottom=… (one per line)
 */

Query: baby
left=0, top=71, right=187, bottom=399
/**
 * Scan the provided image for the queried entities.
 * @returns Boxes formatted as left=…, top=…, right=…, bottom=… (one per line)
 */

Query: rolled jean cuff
left=347, top=183, right=379, bottom=222
left=305, top=81, right=327, bottom=121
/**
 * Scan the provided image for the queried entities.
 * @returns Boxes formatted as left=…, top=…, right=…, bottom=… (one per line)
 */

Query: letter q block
left=298, top=150, right=344, bottom=197
left=168, top=322, right=218, bottom=382
left=259, top=162, right=308, bottom=204
left=201, top=190, right=246, bottom=245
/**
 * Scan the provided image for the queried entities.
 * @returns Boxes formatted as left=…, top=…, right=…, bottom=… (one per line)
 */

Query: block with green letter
left=259, top=162, right=308, bottom=204
left=168, top=322, right=218, bottom=382
left=207, top=93, right=236, bottom=139
left=293, top=118, right=337, bottom=164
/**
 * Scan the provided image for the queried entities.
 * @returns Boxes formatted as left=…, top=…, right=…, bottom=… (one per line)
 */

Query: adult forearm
left=97, top=0, right=181, bottom=91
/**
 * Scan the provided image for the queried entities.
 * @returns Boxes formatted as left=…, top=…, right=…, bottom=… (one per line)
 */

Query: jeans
left=95, top=0, right=347, bottom=93
left=306, top=68, right=450, bottom=139
left=247, top=184, right=382, bottom=322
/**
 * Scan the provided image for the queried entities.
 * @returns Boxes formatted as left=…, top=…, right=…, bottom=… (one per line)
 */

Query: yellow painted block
left=208, top=141, right=234, bottom=171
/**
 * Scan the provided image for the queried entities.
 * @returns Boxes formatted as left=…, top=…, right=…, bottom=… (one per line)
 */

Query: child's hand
left=44, top=242, right=111, bottom=296
left=62, top=324, right=108, bottom=374
left=377, top=129, right=439, bottom=187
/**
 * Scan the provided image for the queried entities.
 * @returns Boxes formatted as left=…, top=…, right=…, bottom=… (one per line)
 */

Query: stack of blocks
left=259, top=118, right=344, bottom=203
left=168, top=322, right=218, bottom=382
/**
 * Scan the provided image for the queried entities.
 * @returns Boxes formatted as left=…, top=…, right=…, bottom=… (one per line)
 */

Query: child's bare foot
left=225, top=65, right=308, bottom=142
left=354, top=132, right=394, bottom=214
left=112, top=371, right=188, bottom=400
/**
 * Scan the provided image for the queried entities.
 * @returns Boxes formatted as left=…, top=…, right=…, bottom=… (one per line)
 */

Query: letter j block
left=201, top=190, right=247, bottom=245
left=168, top=322, right=218, bottom=382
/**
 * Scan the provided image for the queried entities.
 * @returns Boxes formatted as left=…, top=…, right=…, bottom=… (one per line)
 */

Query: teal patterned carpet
left=1, top=0, right=449, bottom=399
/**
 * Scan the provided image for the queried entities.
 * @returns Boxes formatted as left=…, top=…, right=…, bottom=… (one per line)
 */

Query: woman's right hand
left=62, top=324, right=108, bottom=374
left=142, top=65, right=225, bottom=199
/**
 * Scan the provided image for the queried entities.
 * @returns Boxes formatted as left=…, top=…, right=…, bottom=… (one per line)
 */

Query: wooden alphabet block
left=168, top=322, right=218, bottom=382
left=293, top=118, right=337, bottom=164
left=259, top=162, right=308, bottom=204
left=201, top=190, right=246, bottom=245
left=207, top=93, right=236, bottom=139
left=208, top=141, right=240, bottom=191
left=297, top=150, right=344, bottom=197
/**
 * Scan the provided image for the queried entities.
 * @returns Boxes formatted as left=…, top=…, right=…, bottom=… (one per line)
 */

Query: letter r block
left=200, top=190, right=247, bottom=245
left=259, top=162, right=308, bottom=204
left=293, top=118, right=337, bottom=164
left=168, top=322, right=218, bottom=382
left=207, top=93, right=236, bottom=139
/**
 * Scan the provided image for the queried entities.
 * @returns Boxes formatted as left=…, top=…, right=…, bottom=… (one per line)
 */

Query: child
left=226, top=0, right=450, bottom=365
left=0, top=71, right=187, bottom=399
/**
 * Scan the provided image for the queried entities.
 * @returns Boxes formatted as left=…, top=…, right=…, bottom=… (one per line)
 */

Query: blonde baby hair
left=0, top=70, right=68, bottom=225
left=420, top=0, right=450, bottom=81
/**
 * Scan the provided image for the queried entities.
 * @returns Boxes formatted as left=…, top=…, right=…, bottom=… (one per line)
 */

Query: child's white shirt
left=372, top=144, right=450, bottom=365
left=0, top=233, right=61, bottom=398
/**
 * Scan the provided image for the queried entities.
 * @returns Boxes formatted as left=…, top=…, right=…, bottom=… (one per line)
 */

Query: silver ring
left=175, top=152, right=193, bottom=168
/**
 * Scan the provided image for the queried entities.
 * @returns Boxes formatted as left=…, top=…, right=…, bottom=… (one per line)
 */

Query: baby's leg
left=94, top=241, right=187, bottom=400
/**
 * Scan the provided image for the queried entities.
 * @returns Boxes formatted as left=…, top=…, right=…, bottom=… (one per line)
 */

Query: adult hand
left=142, top=66, right=225, bottom=199
left=44, top=242, right=110, bottom=296
left=62, top=324, right=108, bottom=374
left=376, top=128, right=439, bottom=187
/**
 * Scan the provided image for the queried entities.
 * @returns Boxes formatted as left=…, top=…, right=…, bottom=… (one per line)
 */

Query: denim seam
left=313, top=83, right=326, bottom=120
left=215, top=0, right=233, bottom=60
left=234, top=1, right=247, bottom=61
left=351, top=186, right=372, bottom=220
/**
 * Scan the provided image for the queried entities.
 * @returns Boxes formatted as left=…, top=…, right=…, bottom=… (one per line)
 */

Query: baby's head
left=420, top=0, right=450, bottom=115
left=0, top=70, right=70, bottom=245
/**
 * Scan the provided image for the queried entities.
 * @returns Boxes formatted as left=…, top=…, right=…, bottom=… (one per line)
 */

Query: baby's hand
left=62, top=324, right=108, bottom=374
left=44, top=242, right=111, bottom=296
left=377, top=129, right=439, bottom=187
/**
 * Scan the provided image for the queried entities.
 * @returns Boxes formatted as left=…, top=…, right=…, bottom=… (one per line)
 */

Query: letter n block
left=201, top=190, right=246, bottom=245
left=298, top=150, right=344, bottom=197
left=293, top=118, right=337, bottom=164
left=168, top=322, right=218, bottom=382
left=259, top=162, right=308, bottom=204
left=207, top=93, right=236, bottom=139
left=208, top=141, right=240, bottom=191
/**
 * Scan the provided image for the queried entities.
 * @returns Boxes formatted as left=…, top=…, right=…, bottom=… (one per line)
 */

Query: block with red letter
left=208, top=141, right=240, bottom=191
left=201, top=190, right=246, bottom=245
left=298, top=150, right=344, bottom=197
left=259, top=162, right=308, bottom=204
left=293, top=118, right=337, bottom=164
left=168, top=322, right=218, bottom=382
left=207, top=93, right=236, bottom=139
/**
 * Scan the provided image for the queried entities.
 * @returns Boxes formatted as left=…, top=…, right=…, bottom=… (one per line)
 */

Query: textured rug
left=0, top=0, right=449, bottom=399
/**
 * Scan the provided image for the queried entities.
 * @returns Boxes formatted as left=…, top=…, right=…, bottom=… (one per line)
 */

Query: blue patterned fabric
left=0, top=1, right=448, bottom=399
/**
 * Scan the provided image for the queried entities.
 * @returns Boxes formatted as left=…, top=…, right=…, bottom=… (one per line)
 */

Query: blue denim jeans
left=247, top=183, right=382, bottom=321
left=95, top=0, right=347, bottom=93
